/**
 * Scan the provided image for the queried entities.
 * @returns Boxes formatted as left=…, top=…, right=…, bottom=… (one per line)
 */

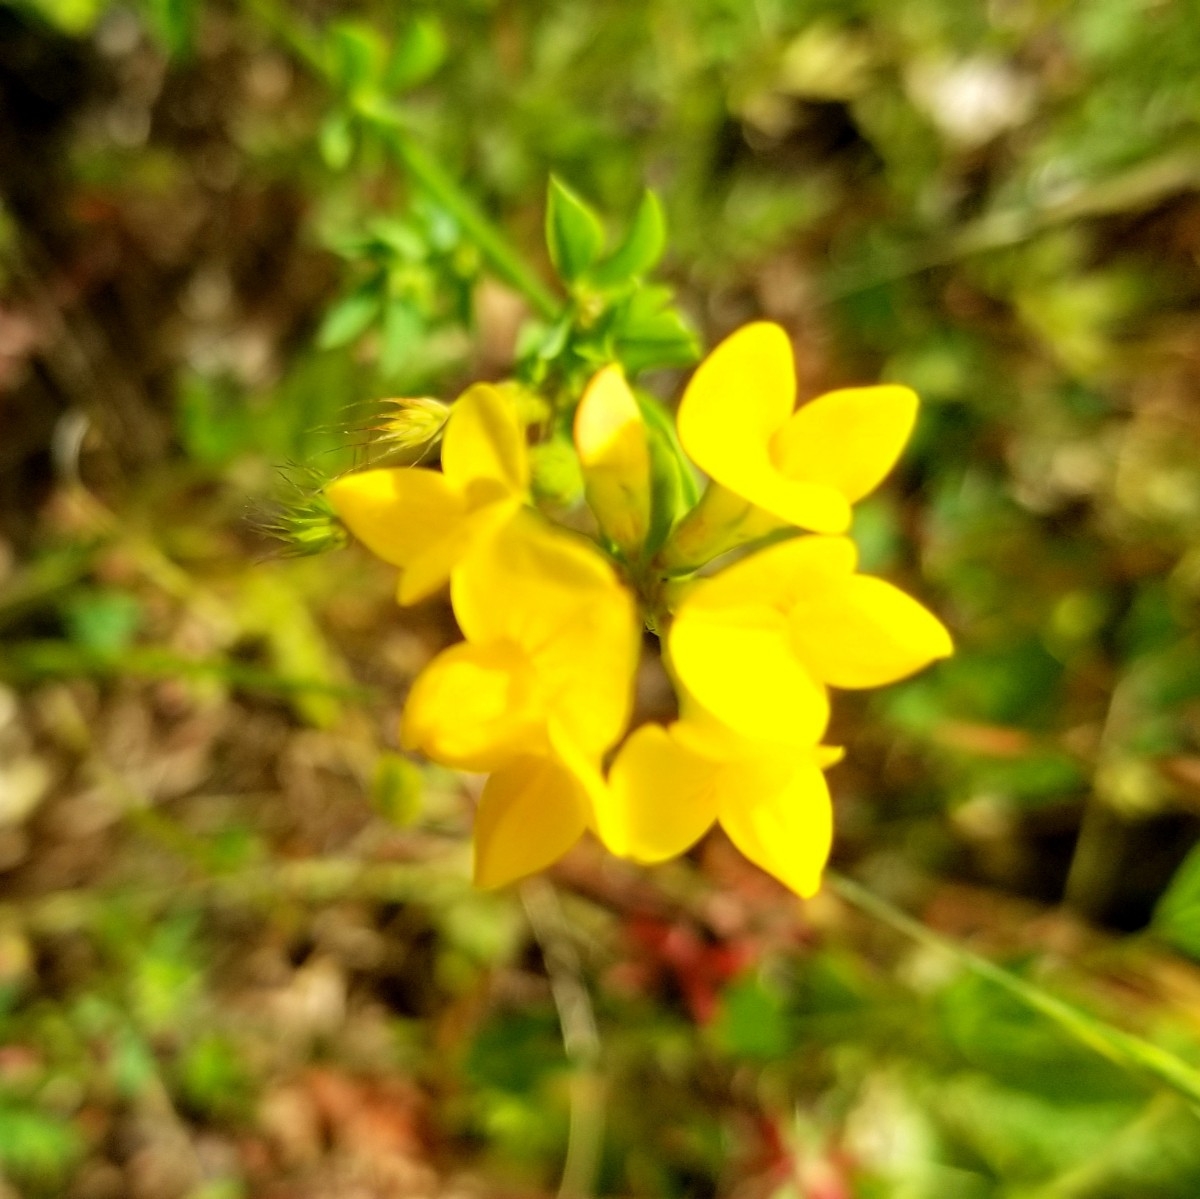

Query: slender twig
left=521, top=877, right=606, bottom=1199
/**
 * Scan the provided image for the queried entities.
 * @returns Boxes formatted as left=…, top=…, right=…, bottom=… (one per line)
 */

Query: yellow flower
left=675, top=321, right=918, bottom=537
left=325, top=384, right=527, bottom=604
left=573, top=364, right=652, bottom=558
left=401, top=513, right=640, bottom=887
left=600, top=715, right=843, bottom=897
left=668, top=534, right=952, bottom=746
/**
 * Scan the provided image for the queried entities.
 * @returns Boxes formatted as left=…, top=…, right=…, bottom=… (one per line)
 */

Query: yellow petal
left=574, top=365, right=652, bottom=553
left=400, top=641, right=546, bottom=771
left=717, top=760, right=833, bottom=897
left=601, top=723, right=720, bottom=861
left=676, top=322, right=851, bottom=533
left=452, top=513, right=622, bottom=643
left=473, top=755, right=591, bottom=888
left=440, top=383, right=528, bottom=497
left=790, top=573, right=954, bottom=688
left=668, top=604, right=829, bottom=746
left=771, top=385, right=918, bottom=504
left=399, top=497, right=519, bottom=605
left=673, top=700, right=844, bottom=771
left=326, top=467, right=465, bottom=571
left=452, top=515, right=639, bottom=754
left=674, top=533, right=857, bottom=614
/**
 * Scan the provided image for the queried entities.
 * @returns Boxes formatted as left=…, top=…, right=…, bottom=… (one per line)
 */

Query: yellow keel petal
left=718, top=761, right=833, bottom=897
left=790, top=573, right=953, bottom=688
left=602, top=724, right=720, bottom=861
left=326, top=467, right=465, bottom=572
left=669, top=606, right=829, bottom=746
left=473, top=756, right=590, bottom=888
left=400, top=641, right=545, bottom=771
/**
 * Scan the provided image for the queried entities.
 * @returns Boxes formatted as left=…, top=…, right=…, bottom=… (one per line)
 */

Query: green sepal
left=636, top=391, right=699, bottom=554
left=614, top=285, right=700, bottom=371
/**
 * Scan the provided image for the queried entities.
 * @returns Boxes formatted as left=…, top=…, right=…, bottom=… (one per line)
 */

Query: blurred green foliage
left=4, top=0, right=1200, bottom=1195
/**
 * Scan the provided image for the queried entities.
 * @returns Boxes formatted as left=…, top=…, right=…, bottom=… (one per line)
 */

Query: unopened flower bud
left=574, top=365, right=652, bottom=558
left=376, top=396, right=450, bottom=455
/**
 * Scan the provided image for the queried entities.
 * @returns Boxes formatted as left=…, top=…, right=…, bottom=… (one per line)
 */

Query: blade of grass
left=828, top=872, right=1200, bottom=1115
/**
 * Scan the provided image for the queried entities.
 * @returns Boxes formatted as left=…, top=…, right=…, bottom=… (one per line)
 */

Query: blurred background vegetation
left=4, top=0, right=1200, bottom=1196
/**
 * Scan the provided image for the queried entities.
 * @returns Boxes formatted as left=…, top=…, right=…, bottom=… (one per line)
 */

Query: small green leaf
left=1153, top=841, right=1200, bottom=959
left=387, top=18, right=446, bottom=90
left=545, top=177, right=605, bottom=283
left=372, top=753, right=423, bottom=826
left=589, top=191, right=666, bottom=288
left=0, top=1103, right=83, bottom=1187
left=62, top=589, right=142, bottom=657
left=617, top=309, right=699, bottom=371
left=713, top=972, right=791, bottom=1060
left=143, top=0, right=197, bottom=57
left=317, top=285, right=381, bottom=349
left=379, top=299, right=422, bottom=376
left=327, top=22, right=386, bottom=97
left=318, top=110, right=356, bottom=171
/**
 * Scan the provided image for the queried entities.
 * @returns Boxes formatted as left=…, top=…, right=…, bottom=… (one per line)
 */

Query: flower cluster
left=327, top=322, right=952, bottom=894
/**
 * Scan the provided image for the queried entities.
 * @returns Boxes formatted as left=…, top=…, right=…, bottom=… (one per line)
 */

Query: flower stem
left=383, top=124, right=561, bottom=322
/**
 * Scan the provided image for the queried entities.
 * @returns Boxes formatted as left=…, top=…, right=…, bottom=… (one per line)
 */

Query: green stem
left=241, top=0, right=561, bottom=322
left=828, top=872, right=1200, bottom=1114
left=382, top=121, right=561, bottom=320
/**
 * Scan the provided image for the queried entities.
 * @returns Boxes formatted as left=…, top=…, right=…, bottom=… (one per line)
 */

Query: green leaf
left=387, top=18, right=446, bottom=90
left=318, top=110, right=356, bottom=171
left=379, top=299, right=422, bottom=376
left=713, top=972, right=791, bottom=1060
left=1153, top=841, right=1200, bottom=959
left=62, top=588, right=142, bottom=657
left=372, top=753, right=424, bottom=827
left=142, top=0, right=198, bottom=57
left=0, top=1103, right=83, bottom=1187
left=545, top=177, right=605, bottom=283
left=589, top=191, right=666, bottom=288
left=327, top=21, right=386, bottom=98
left=317, top=285, right=381, bottom=349
left=616, top=309, right=699, bottom=371
left=612, top=284, right=700, bottom=371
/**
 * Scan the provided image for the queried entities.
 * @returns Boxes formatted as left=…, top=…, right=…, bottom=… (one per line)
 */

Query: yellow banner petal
left=771, top=384, right=918, bottom=504
left=676, top=322, right=851, bottom=533
left=473, top=755, right=591, bottom=888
